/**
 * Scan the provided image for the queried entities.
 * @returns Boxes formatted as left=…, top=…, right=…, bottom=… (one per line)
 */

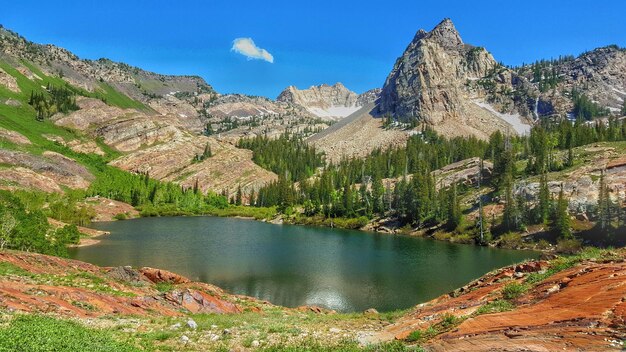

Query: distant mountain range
left=0, top=20, right=625, bottom=194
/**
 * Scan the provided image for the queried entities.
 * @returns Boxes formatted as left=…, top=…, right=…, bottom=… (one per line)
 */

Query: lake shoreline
left=73, top=216, right=539, bottom=312
left=82, top=211, right=552, bottom=254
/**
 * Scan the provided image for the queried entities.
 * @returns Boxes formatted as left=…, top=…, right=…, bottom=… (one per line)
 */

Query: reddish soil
left=373, top=254, right=626, bottom=351
left=0, top=251, right=248, bottom=318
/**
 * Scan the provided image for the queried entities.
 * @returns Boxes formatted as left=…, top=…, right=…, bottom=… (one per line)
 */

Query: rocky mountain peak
left=427, top=18, right=463, bottom=49
left=377, top=18, right=525, bottom=139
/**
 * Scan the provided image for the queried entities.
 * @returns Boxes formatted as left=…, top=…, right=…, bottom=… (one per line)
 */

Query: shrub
left=406, top=329, right=423, bottom=342
left=474, top=300, right=514, bottom=315
left=502, top=282, right=528, bottom=300
left=499, top=232, right=523, bottom=249
left=535, top=239, right=551, bottom=250
left=440, top=313, right=459, bottom=328
left=113, top=212, right=128, bottom=220
left=451, top=233, right=474, bottom=244
left=556, top=238, right=582, bottom=254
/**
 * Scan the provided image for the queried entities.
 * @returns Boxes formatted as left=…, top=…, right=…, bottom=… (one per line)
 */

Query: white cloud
left=231, top=38, right=274, bottom=63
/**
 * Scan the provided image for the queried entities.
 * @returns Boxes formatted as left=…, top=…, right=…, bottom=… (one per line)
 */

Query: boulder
left=139, top=267, right=191, bottom=284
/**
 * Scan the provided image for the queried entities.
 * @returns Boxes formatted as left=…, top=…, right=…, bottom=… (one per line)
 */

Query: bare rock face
left=206, top=94, right=294, bottom=119
left=0, top=149, right=93, bottom=191
left=377, top=18, right=528, bottom=138
left=109, top=135, right=277, bottom=196
left=0, top=127, right=30, bottom=145
left=537, top=46, right=626, bottom=115
left=53, top=97, right=197, bottom=152
left=278, top=83, right=376, bottom=120
left=356, top=88, right=382, bottom=106
left=0, top=67, right=19, bottom=93
left=140, top=267, right=191, bottom=285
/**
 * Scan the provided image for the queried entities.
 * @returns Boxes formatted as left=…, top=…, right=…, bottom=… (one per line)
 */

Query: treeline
left=237, top=133, right=324, bottom=182
left=0, top=191, right=80, bottom=257
left=252, top=119, right=626, bottom=241
left=86, top=168, right=228, bottom=216
left=571, top=90, right=610, bottom=120
left=28, top=84, right=79, bottom=121
left=484, top=117, right=626, bottom=237
left=254, top=128, right=487, bottom=221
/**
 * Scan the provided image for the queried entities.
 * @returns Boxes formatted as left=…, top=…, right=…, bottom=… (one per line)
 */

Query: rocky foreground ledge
left=0, top=249, right=624, bottom=351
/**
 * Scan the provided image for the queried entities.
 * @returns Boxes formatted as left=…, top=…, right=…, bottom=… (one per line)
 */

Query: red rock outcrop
left=371, top=254, right=625, bottom=351
left=0, top=251, right=250, bottom=318
left=140, top=267, right=191, bottom=284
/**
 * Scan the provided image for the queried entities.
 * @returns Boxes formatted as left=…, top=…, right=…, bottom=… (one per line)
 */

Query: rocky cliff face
left=377, top=18, right=626, bottom=139
left=377, top=19, right=531, bottom=138
left=277, top=83, right=378, bottom=120
left=517, top=46, right=626, bottom=117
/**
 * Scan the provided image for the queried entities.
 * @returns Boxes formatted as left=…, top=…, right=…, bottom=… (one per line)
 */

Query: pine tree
left=538, top=173, right=550, bottom=224
left=554, top=184, right=572, bottom=238
left=446, top=182, right=462, bottom=231
left=235, top=185, right=242, bottom=206
left=203, top=143, right=212, bottom=159
left=502, top=175, right=518, bottom=231
left=597, top=170, right=613, bottom=230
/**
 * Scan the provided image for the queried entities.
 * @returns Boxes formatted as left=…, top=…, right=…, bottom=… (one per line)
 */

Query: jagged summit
left=426, top=18, right=464, bottom=49
left=377, top=18, right=527, bottom=139
left=408, top=18, right=463, bottom=51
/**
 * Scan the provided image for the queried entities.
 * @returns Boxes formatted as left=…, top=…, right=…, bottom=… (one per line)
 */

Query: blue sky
left=2, top=0, right=625, bottom=98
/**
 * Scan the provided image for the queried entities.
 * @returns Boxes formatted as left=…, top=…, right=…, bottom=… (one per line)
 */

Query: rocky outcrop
left=368, top=252, right=626, bottom=351
left=206, top=94, right=294, bottom=119
left=377, top=18, right=531, bottom=138
left=521, top=46, right=626, bottom=116
left=53, top=97, right=201, bottom=152
left=0, top=251, right=247, bottom=318
left=0, top=149, right=93, bottom=191
left=140, top=267, right=191, bottom=285
left=0, top=67, right=19, bottom=93
left=515, top=145, right=626, bottom=218
left=278, top=83, right=376, bottom=120
left=356, top=88, right=382, bottom=106
left=0, top=127, right=30, bottom=145
left=109, top=135, right=277, bottom=196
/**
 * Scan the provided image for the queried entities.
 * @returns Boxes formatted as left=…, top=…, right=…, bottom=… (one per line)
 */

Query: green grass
left=95, top=82, right=148, bottom=110
left=260, top=340, right=416, bottom=352
left=37, top=272, right=136, bottom=297
left=0, top=315, right=140, bottom=352
left=501, top=282, right=528, bottom=300
left=154, top=281, right=174, bottom=293
left=208, top=205, right=278, bottom=220
left=474, top=300, right=514, bottom=315
left=0, top=261, right=31, bottom=277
